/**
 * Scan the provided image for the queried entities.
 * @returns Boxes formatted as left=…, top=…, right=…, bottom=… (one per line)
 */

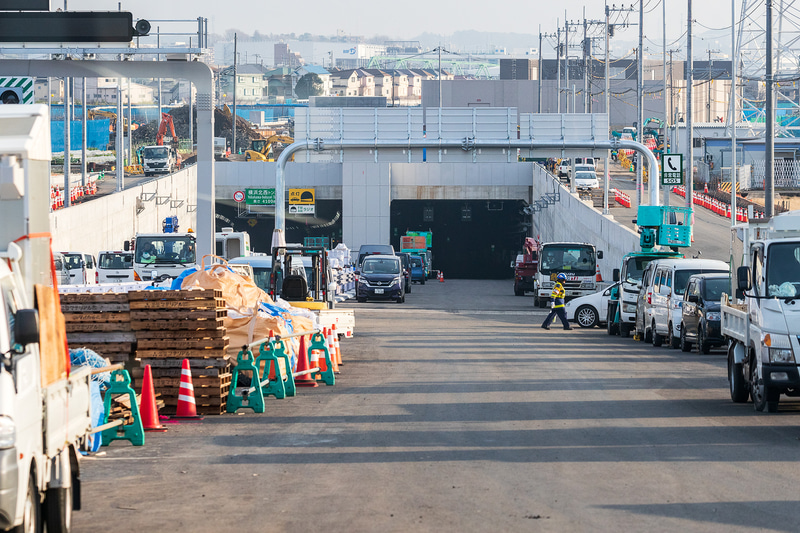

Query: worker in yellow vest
left=541, top=273, right=572, bottom=330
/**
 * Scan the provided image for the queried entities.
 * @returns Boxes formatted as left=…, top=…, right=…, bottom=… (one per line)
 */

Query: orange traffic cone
left=140, top=365, right=167, bottom=431
left=174, top=359, right=203, bottom=419
left=326, top=327, right=340, bottom=373
left=294, top=334, right=318, bottom=387
left=265, top=329, right=280, bottom=380
left=595, top=264, right=603, bottom=282
left=704, top=183, right=709, bottom=194
left=332, top=324, right=343, bottom=366
left=438, top=271, right=444, bottom=282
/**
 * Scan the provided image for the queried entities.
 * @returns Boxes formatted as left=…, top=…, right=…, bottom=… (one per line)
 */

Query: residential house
left=329, top=69, right=375, bottom=97
left=398, top=69, right=423, bottom=102
left=218, top=63, right=269, bottom=104
left=294, top=65, right=332, bottom=96
left=71, top=78, right=154, bottom=105
left=264, top=67, right=295, bottom=101
left=364, top=69, right=393, bottom=99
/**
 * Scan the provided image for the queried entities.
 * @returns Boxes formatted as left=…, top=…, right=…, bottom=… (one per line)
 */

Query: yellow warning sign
left=289, top=188, right=315, bottom=205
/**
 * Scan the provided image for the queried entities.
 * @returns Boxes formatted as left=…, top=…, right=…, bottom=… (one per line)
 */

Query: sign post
left=660, top=153, right=684, bottom=186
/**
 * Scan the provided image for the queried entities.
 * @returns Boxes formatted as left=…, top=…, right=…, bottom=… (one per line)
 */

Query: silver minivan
left=639, top=258, right=729, bottom=348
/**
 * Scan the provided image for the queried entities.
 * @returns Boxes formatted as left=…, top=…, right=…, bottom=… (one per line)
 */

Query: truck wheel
left=651, top=321, right=662, bottom=347
left=533, top=294, right=540, bottom=307
left=44, top=481, right=73, bottom=533
left=751, top=361, right=769, bottom=412
left=669, top=323, right=680, bottom=349
left=539, top=298, right=548, bottom=309
left=514, top=287, right=524, bottom=296
left=680, top=324, right=692, bottom=352
left=620, top=323, right=631, bottom=338
left=15, top=473, right=41, bottom=533
left=728, top=353, right=749, bottom=403
left=606, top=317, right=618, bottom=336
left=421, top=277, right=426, bottom=285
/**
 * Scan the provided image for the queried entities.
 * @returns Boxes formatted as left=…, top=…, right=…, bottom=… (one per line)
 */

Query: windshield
left=767, top=242, right=800, bottom=297
left=362, top=258, right=400, bottom=274
left=540, top=244, right=595, bottom=275
left=143, top=147, right=169, bottom=158
left=675, top=269, right=728, bottom=296
left=624, top=256, right=658, bottom=284
left=252, top=267, right=270, bottom=292
left=135, top=236, right=196, bottom=265
left=411, top=256, right=422, bottom=267
left=99, top=253, right=133, bottom=269
left=703, top=278, right=732, bottom=301
left=63, top=254, right=82, bottom=269
left=575, top=172, right=596, bottom=180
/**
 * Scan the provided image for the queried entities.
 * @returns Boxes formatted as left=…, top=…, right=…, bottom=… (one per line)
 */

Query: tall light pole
left=663, top=0, right=669, bottom=206
left=604, top=4, right=611, bottom=215
left=686, top=0, right=694, bottom=217
left=538, top=26, right=543, bottom=113
left=637, top=0, right=644, bottom=206
left=730, top=0, right=738, bottom=294
left=765, top=0, right=775, bottom=217
left=557, top=24, right=562, bottom=113
left=232, top=32, right=237, bottom=156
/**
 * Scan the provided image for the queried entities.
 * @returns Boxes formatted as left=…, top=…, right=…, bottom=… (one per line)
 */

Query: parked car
left=680, top=273, right=731, bottom=353
left=565, top=282, right=618, bottom=328
left=557, top=158, right=571, bottom=178
left=53, top=252, right=70, bottom=286
left=97, top=251, right=135, bottom=283
left=410, top=254, right=426, bottom=284
left=396, top=252, right=412, bottom=293
left=357, top=244, right=395, bottom=270
left=574, top=170, right=599, bottom=190
left=357, top=254, right=405, bottom=303
left=61, top=251, right=97, bottom=284
left=640, top=258, right=729, bottom=348
left=573, top=156, right=596, bottom=169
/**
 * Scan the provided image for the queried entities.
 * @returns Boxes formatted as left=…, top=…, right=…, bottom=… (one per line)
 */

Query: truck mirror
left=597, top=251, right=603, bottom=259
left=13, top=309, right=39, bottom=348
left=687, top=293, right=699, bottom=303
left=612, top=268, right=620, bottom=282
left=736, top=266, right=752, bottom=292
left=124, top=240, right=130, bottom=251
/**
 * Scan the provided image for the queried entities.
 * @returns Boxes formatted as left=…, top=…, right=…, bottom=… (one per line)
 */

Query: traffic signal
left=0, top=77, right=32, bottom=105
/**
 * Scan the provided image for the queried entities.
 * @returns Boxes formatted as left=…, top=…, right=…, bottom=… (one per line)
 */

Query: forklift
left=269, top=244, right=334, bottom=310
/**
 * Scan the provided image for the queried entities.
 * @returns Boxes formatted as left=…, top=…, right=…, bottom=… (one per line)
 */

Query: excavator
left=87, top=108, right=133, bottom=134
left=245, top=134, right=294, bottom=162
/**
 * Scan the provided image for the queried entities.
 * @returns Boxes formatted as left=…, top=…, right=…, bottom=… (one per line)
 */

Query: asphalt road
left=74, top=280, right=800, bottom=533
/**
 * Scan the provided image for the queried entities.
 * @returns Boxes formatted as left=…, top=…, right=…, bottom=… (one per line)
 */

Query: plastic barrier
left=611, top=188, right=632, bottom=208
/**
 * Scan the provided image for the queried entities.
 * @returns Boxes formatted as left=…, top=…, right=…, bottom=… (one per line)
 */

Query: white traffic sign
left=233, top=190, right=245, bottom=203
left=288, top=204, right=315, bottom=215
left=660, top=153, right=684, bottom=185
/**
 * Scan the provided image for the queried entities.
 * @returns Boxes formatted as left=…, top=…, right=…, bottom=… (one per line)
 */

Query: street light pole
left=604, top=3, right=611, bottom=215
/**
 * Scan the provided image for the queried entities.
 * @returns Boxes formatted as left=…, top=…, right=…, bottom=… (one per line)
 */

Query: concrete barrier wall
left=532, top=165, right=639, bottom=281
left=51, top=166, right=198, bottom=256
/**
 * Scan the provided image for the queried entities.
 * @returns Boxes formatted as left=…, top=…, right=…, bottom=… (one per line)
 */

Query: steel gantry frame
left=274, top=137, right=661, bottom=233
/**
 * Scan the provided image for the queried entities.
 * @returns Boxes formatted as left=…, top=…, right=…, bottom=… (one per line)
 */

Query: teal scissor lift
left=636, top=205, right=693, bottom=252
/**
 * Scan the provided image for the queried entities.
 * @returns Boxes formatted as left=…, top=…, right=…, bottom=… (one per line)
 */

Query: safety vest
left=551, top=282, right=565, bottom=308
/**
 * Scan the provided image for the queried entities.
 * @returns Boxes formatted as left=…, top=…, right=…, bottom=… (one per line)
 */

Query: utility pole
left=730, top=0, right=738, bottom=295
left=637, top=0, right=644, bottom=206
left=604, top=3, right=611, bottom=215
left=565, top=13, right=569, bottom=112
left=64, top=76, right=71, bottom=207
left=766, top=0, right=774, bottom=217
left=157, top=27, right=162, bottom=120
left=557, top=24, right=562, bottom=113
left=232, top=32, right=237, bottom=156
left=538, top=27, right=543, bottom=113
left=686, top=0, right=694, bottom=217
left=706, top=48, right=720, bottom=122
left=81, top=77, right=86, bottom=188
left=583, top=11, right=589, bottom=113
left=663, top=0, right=669, bottom=206
left=438, top=44, right=442, bottom=107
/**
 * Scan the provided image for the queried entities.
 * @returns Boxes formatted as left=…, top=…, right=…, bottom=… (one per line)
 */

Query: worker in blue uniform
left=541, top=273, right=572, bottom=330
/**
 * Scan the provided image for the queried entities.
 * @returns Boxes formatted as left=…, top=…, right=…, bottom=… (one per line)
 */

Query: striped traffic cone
left=332, top=324, right=343, bottom=367
left=327, top=327, right=340, bottom=373
left=294, top=335, right=318, bottom=387
left=174, top=359, right=203, bottom=419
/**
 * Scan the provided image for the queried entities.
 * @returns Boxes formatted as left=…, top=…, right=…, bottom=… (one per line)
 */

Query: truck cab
left=724, top=212, right=800, bottom=412
left=141, top=145, right=179, bottom=177
left=534, top=242, right=602, bottom=308
left=131, top=232, right=196, bottom=281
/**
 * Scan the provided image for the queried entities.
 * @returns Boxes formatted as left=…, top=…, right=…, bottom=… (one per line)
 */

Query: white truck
left=1, top=105, right=92, bottom=532
left=215, top=228, right=251, bottom=260
left=723, top=211, right=800, bottom=412
left=534, top=242, right=603, bottom=308
left=141, top=145, right=179, bottom=177
left=130, top=231, right=197, bottom=282
left=213, top=137, right=228, bottom=160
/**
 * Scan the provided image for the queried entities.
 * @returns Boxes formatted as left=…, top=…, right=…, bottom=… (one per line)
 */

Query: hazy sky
left=68, top=0, right=731, bottom=43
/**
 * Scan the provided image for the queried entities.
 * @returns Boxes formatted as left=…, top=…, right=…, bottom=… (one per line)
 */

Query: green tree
left=294, top=73, right=324, bottom=99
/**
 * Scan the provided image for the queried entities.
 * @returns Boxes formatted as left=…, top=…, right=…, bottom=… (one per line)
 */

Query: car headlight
left=706, top=312, right=720, bottom=321
left=542, top=281, right=554, bottom=288
left=580, top=281, right=593, bottom=288
left=0, top=416, right=16, bottom=449
left=393, top=277, right=402, bottom=286
left=764, top=334, right=795, bottom=364
left=623, top=303, right=637, bottom=313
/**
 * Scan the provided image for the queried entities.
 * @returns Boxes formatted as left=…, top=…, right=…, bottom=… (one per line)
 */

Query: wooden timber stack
left=60, top=292, right=136, bottom=365
left=130, top=289, right=231, bottom=415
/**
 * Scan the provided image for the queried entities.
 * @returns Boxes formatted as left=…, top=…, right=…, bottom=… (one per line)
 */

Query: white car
left=574, top=170, right=599, bottom=190
left=565, top=282, right=619, bottom=328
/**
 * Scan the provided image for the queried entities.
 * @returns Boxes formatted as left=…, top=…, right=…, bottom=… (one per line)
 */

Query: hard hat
left=556, top=273, right=567, bottom=281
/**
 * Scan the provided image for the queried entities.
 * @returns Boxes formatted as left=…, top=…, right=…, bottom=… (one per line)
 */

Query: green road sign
left=245, top=188, right=275, bottom=205
left=660, top=153, right=684, bottom=186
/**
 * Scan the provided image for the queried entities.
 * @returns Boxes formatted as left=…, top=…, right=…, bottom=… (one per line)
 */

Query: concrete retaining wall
left=51, top=166, right=198, bottom=256
left=532, top=165, right=639, bottom=281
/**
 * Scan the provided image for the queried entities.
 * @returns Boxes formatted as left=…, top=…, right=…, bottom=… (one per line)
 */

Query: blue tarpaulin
left=51, top=119, right=111, bottom=151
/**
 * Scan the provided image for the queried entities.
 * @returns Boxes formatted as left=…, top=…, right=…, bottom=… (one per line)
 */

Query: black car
left=680, top=273, right=731, bottom=354
left=357, top=255, right=405, bottom=303
left=395, top=252, right=412, bottom=294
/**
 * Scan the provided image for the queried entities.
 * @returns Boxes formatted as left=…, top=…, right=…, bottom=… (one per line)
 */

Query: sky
left=67, top=0, right=733, bottom=46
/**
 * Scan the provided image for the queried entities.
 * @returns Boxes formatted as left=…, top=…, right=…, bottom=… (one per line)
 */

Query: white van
left=97, top=251, right=135, bottom=283
left=573, top=156, right=596, bottom=169
left=53, top=252, right=70, bottom=286
left=61, top=252, right=98, bottom=284
left=645, top=258, right=729, bottom=348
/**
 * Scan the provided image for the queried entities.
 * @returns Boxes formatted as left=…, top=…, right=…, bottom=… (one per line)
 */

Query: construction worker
left=541, top=273, right=572, bottom=330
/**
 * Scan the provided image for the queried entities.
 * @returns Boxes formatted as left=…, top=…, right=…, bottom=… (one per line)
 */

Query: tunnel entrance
left=391, top=200, right=530, bottom=279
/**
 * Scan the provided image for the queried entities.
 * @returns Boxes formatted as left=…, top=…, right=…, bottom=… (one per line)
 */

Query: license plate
left=374, top=288, right=384, bottom=294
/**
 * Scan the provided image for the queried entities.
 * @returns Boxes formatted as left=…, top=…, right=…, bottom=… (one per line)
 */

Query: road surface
left=74, top=280, right=800, bottom=532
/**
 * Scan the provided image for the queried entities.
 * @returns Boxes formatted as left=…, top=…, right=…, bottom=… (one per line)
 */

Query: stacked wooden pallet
left=130, top=289, right=231, bottom=415
left=60, top=292, right=135, bottom=364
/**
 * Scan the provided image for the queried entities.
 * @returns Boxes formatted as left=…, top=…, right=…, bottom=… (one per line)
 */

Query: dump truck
left=723, top=211, right=800, bottom=413
left=0, top=104, right=92, bottom=533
